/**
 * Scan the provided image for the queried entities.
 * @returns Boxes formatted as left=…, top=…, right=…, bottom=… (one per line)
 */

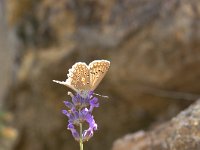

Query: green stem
left=79, top=123, right=83, bottom=150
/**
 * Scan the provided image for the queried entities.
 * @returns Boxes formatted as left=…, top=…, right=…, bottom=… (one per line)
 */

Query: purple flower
left=68, top=124, right=80, bottom=141
left=83, top=129, right=93, bottom=142
left=72, top=92, right=93, bottom=108
left=64, top=101, right=74, bottom=110
left=89, top=97, right=99, bottom=112
left=62, top=110, right=70, bottom=117
left=62, top=91, right=99, bottom=142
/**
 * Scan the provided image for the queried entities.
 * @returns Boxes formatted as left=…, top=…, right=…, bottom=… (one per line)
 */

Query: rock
left=2, top=0, right=200, bottom=150
left=0, top=0, right=15, bottom=106
left=0, top=1, right=18, bottom=149
left=112, top=99, right=200, bottom=150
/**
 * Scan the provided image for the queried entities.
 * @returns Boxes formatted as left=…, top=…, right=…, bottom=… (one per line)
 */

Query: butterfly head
left=77, top=90, right=93, bottom=99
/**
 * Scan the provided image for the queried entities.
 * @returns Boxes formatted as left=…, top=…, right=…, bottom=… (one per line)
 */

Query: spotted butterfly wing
left=53, top=62, right=90, bottom=92
left=89, top=60, right=110, bottom=91
left=68, top=62, right=91, bottom=91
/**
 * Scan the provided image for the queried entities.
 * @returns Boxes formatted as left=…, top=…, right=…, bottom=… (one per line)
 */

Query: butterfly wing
left=53, top=62, right=90, bottom=92
left=69, top=62, right=90, bottom=91
left=52, top=79, right=77, bottom=91
left=89, top=60, right=110, bottom=91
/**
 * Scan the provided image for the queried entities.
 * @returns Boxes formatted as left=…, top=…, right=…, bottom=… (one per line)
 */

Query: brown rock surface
left=0, top=0, right=15, bottom=106
left=0, top=1, right=17, bottom=148
left=1, top=0, right=200, bottom=150
left=112, top=99, right=200, bottom=150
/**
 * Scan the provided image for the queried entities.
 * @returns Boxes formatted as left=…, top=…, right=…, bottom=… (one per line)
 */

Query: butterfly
left=53, top=60, right=110, bottom=98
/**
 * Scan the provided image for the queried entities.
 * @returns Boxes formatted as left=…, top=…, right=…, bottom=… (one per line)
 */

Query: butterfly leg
left=68, top=91, right=74, bottom=98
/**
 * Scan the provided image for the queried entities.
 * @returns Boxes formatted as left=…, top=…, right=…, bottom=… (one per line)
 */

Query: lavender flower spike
left=62, top=91, right=99, bottom=143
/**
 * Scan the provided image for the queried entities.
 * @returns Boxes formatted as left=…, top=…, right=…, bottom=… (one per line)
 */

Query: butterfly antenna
left=93, top=93, right=109, bottom=99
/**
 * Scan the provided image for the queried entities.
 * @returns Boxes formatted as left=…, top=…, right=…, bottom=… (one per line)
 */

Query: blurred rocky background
left=113, top=99, right=200, bottom=150
left=0, top=0, right=200, bottom=150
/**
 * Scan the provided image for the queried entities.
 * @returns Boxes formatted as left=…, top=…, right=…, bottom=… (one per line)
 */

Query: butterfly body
left=53, top=60, right=110, bottom=98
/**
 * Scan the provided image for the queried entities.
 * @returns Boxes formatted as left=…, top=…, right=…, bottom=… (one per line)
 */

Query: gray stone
left=112, top=100, right=200, bottom=150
